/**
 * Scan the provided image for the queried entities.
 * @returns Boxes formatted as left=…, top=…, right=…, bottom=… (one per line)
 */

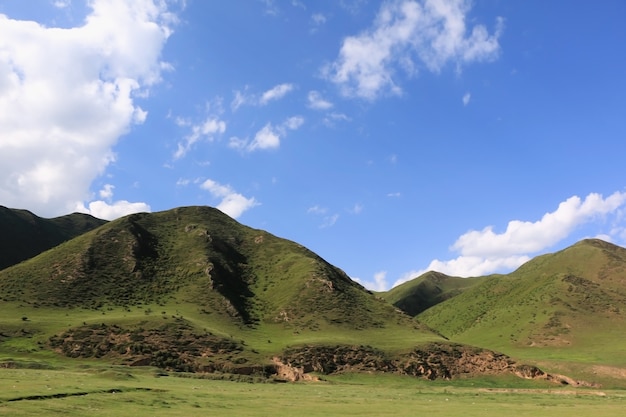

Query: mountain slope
left=0, top=206, right=445, bottom=373
left=417, top=239, right=626, bottom=367
left=0, top=205, right=106, bottom=270
left=381, top=271, right=486, bottom=316
left=0, top=206, right=410, bottom=328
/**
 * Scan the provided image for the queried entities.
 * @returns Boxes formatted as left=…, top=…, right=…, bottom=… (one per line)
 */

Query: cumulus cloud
left=173, top=116, right=226, bottom=159
left=200, top=179, right=258, bottom=219
left=76, top=199, right=151, bottom=221
left=230, top=116, right=304, bottom=152
left=0, top=0, right=173, bottom=217
left=75, top=183, right=151, bottom=220
left=452, top=192, right=626, bottom=257
left=393, top=191, right=626, bottom=287
left=324, top=0, right=504, bottom=100
left=354, top=271, right=389, bottom=292
left=307, top=90, right=334, bottom=110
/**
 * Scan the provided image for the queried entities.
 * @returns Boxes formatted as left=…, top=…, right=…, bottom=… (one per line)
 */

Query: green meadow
left=1, top=366, right=625, bottom=417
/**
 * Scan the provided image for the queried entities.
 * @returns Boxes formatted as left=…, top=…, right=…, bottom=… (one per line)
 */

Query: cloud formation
left=259, top=83, right=295, bottom=105
left=231, top=83, right=295, bottom=110
left=76, top=184, right=150, bottom=220
left=174, top=116, right=227, bottom=159
left=324, top=0, right=503, bottom=100
left=200, top=179, right=259, bottom=219
left=393, top=191, right=626, bottom=287
left=354, top=271, right=388, bottom=292
left=230, top=116, right=304, bottom=152
left=0, top=0, right=173, bottom=217
left=307, top=90, right=334, bottom=110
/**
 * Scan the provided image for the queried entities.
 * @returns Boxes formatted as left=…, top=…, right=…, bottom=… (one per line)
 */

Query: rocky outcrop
left=278, top=343, right=594, bottom=385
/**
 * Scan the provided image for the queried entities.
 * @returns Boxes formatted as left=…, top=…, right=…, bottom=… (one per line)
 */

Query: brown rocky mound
left=48, top=321, right=257, bottom=374
left=48, top=324, right=594, bottom=385
left=278, top=343, right=595, bottom=385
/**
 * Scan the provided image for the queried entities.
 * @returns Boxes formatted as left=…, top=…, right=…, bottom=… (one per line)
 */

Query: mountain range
left=1, top=205, right=624, bottom=386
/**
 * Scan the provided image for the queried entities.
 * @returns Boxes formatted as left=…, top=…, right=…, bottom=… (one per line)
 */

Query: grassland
left=1, top=366, right=624, bottom=417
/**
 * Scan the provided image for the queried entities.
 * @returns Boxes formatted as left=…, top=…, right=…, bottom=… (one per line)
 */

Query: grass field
left=1, top=366, right=624, bottom=416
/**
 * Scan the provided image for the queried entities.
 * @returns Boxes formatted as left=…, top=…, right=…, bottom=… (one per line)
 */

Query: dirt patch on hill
left=48, top=321, right=261, bottom=374
left=278, top=343, right=596, bottom=385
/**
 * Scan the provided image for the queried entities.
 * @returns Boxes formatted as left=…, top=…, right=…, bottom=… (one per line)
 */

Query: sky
left=1, top=0, right=625, bottom=291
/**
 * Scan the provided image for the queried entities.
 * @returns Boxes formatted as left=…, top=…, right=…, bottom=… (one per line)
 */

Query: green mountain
left=0, top=206, right=456, bottom=378
left=381, top=271, right=486, bottom=316
left=416, top=239, right=626, bottom=372
left=0, top=205, right=106, bottom=270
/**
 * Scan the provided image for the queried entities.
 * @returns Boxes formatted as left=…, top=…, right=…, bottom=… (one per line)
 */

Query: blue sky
left=1, top=0, right=625, bottom=290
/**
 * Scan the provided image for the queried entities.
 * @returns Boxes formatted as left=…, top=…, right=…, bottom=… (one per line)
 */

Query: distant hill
left=0, top=206, right=107, bottom=270
left=381, top=271, right=486, bottom=316
left=416, top=239, right=626, bottom=368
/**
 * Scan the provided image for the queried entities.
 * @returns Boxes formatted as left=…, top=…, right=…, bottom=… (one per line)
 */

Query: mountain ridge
left=0, top=205, right=107, bottom=270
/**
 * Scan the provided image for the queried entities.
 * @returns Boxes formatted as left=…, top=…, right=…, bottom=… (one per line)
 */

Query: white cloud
left=320, top=213, right=340, bottom=228
left=53, top=0, right=72, bottom=8
left=393, top=191, right=626, bottom=288
left=200, top=179, right=259, bottom=219
left=231, top=83, right=294, bottom=110
left=0, top=0, right=174, bottom=217
left=354, top=271, right=389, bottom=292
left=307, top=90, right=334, bottom=110
left=462, top=92, right=471, bottom=106
left=324, top=0, right=504, bottom=100
left=76, top=182, right=150, bottom=220
left=310, top=13, right=327, bottom=33
left=259, top=83, right=295, bottom=105
left=307, top=205, right=328, bottom=215
left=174, top=116, right=226, bottom=159
left=76, top=199, right=151, bottom=221
left=323, top=112, right=351, bottom=127
left=237, top=116, right=304, bottom=152
left=250, top=124, right=281, bottom=151
left=308, top=204, right=339, bottom=228
left=452, top=192, right=626, bottom=258
left=231, top=89, right=251, bottom=111
left=99, top=184, right=115, bottom=200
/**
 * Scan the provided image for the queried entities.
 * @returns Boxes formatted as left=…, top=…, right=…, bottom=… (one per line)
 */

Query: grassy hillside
left=0, top=206, right=444, bottom=375
left=417, top=239, right=626, bottom=376
left=381, top=271, right=486, bottom=316
left=0, top=205, right=106, bottom=270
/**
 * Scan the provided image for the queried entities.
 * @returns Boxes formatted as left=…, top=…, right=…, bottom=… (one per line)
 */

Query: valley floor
left=1, top=366, right=625, bottom=417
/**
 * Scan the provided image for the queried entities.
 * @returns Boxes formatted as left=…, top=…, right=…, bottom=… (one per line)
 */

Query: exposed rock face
left=278, top=343, right=594, bottom=385
left=48, top=321, right=246, bottom=373
left=48, top=323, right=594, bottom=385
